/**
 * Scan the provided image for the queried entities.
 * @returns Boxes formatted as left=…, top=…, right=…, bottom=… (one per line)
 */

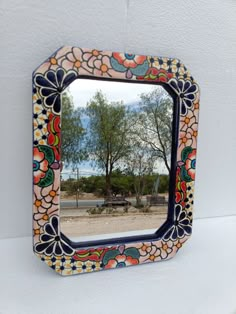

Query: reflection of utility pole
left=76, top=167, right=79, bottom=208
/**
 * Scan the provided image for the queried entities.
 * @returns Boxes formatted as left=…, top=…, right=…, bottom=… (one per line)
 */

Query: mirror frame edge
left=32, top=46, right=200, bottom=276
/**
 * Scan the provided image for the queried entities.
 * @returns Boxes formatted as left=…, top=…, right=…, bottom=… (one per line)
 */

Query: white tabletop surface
left=0, top=216, right=236, bottom=314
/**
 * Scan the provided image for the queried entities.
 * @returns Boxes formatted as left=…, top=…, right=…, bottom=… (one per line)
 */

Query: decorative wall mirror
left=33, top=46, right=200, bottom=275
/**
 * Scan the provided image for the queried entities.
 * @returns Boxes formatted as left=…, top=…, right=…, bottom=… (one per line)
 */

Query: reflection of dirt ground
left=60, top=208, right=167, bottom=238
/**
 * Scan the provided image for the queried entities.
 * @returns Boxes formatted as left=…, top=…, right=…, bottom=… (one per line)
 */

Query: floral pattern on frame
left=33, top=46, right=200, bottom=276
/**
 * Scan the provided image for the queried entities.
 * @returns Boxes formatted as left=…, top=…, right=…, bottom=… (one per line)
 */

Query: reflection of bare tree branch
left=152, top=109, right=170, bottom=173
left=124, top=143, right=155, bottom=206
left=134, top=89, right=172, bottom=174
left=112, top=119, right=136, bottom=164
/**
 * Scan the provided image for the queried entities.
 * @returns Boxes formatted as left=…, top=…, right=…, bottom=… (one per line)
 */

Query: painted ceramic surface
left=33, top=46, right=200, bottom=275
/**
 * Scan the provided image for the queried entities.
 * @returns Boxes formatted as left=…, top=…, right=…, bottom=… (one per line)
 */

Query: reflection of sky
left=62, top=79, right=171, bottom=178
left=67, top=78, right=161, bottom=108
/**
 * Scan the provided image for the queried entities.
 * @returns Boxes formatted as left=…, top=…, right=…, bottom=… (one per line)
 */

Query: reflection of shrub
left=61, top=179, right=78, bottom=196
left=80, top=176, right=106, bottom=195
left=94, top=189, right=104, bottom=197
left=142, top=175, right=169, bottom=194
left=87, top=207, right=116, bottom=215
left=123, top=205, right=129, bottom=213
left=139, top=205, right=151, bottom=213
left=87, top=207, right=105, bottom=215
left=135, top=203, right=144, bottom=209
left=62, top=173, right=169, bottom=197
left=105, top=207, right=113, bottom=214
left=158, top=175, right=169, bottom=193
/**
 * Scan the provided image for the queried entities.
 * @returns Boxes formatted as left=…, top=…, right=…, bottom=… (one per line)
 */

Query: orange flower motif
left=179, top=108, right=198, bottom=150
left=84, top=52, right=116, bottom=77
left=83, top=49, right=102, bottom=65
left=93, top=55, right=115, bottom=77
left=33, top=147, right=49, bottom=184
left=157, top=241, right=174, bottom=259
left=111, top=52, right=149, bottom=78
left=62, top=47, right=91, bottom=74
left=104, top=254, right=139, bottom=269
left=136, top=242, right=156, bottom=256
left=41, top=182, right=59, bottom=204
left=36, top=55, right=59, bottom=73
left=136, top=242, right=162, bottom=262
left=33, top=206, right=58, bottom=227
left=33, top=185, right=58, bottom=227
left=113, top=52, right=146, bottom=68
left=185, top=149, right=196, bottom=181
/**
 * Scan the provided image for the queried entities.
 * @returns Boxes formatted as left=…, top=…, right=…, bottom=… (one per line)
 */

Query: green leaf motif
left=38, top=145, right=55, bottom=165
left=102, top=249, right=120, bottom=266
left=180, top=166, right=192, bottom=183
left=124, top=247, right=140, bottom=259
left=110, top=57, right=127, bottom=72
left=181, top=146, right=192, bottom=162
left=131, top=60, right=149, bottom=76
left=38, top=168, right=54, bottom=187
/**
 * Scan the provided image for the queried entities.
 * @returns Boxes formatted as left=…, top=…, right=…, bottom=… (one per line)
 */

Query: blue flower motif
left=163, top=204, right=192, bottom=241
left=34, top=68, right=77, bottom=114
left=168, top=79, right=199, bottom=115
left=35, top=216, right=74, bottom=256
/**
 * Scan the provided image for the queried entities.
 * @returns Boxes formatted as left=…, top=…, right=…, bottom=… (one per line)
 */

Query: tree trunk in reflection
left=85, top=91, right=132, bottom=197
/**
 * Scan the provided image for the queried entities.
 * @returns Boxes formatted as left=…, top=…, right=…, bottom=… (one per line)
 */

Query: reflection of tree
left=61, top=86, right=173, bottom=199
left=61, top=92, right=84, bottom=167
left=124, top=142, right=155, bottom=206
left=85, top=91, right=132, bottom=197
left=136, top=87, right=173, bottom=174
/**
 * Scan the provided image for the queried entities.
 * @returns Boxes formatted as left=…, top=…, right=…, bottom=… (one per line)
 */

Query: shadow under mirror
left=60, top=78, right=174, bottom=244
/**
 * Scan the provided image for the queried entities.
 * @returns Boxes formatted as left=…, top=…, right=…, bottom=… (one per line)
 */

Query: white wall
left=1, top=0, right=236, bottom=239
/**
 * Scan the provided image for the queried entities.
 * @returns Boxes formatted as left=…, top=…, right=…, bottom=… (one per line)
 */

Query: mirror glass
left=60, top=79, right=174, bottom=242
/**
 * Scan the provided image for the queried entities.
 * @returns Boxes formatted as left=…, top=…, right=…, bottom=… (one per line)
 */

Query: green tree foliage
left=109, top=169, right=133, bottom=196
left=61, top=173, right=169, bottom=197
left=85, top=91, right=132, bottom=197
left=158, top=175, right=169, bottom=193
left=61, top=91, right=84, bottom=168
left=61, top=178, right=78, bottom=196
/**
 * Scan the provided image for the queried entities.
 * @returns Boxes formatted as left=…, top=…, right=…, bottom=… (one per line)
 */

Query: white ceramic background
left=1, top=0, right=236, bottom=239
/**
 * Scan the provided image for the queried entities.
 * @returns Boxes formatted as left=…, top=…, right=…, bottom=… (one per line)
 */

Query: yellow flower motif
left=185, top=181, right=194, bottom=215
left=41, top=255, right=54, bottom=267
left=169, top=59, right=179, bottom=73
left=147, top=56, right=161, bottom=69
left=52, top=258, right=103, bottom=275
left=33, top=91, right=49, bottom=145
left=72, top=260, right=101, bottom=273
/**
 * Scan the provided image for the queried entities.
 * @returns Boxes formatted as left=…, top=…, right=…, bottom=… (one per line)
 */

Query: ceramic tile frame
left=33, top=46, right=200, bottom=276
